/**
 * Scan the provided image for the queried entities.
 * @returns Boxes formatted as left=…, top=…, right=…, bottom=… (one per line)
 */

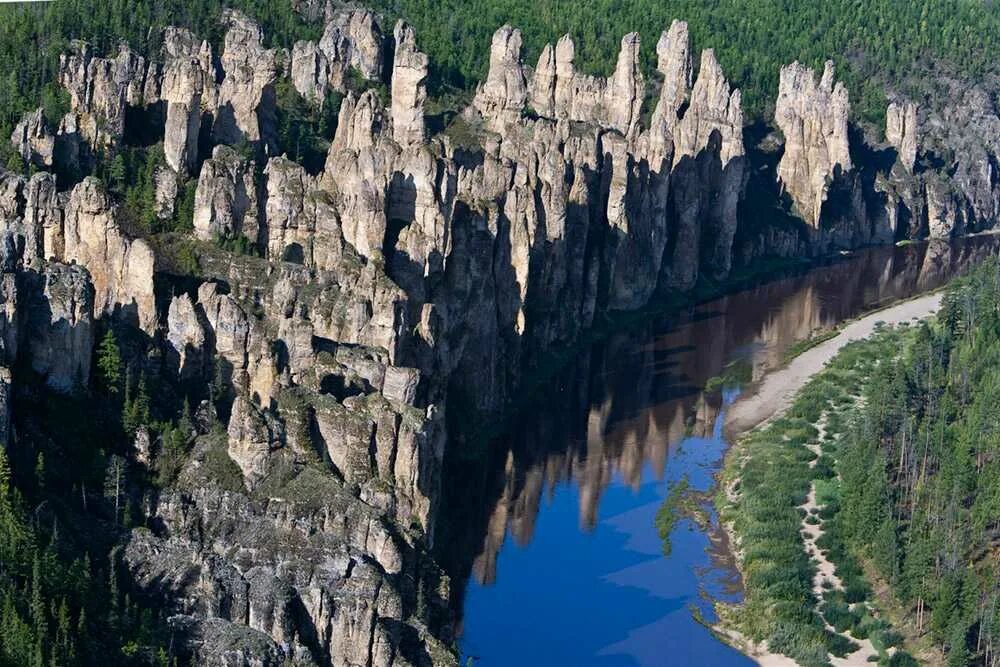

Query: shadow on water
left=437, top=235, right=1000, bottom=666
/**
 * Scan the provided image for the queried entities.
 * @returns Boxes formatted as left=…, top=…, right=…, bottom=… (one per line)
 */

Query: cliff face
left=775, top=60, right=853, bottom=229
left=2, top=4, right=1000, bottom=666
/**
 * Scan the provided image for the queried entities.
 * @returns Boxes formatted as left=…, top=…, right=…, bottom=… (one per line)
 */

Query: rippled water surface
left=442, top=237, right=1000, bottom=666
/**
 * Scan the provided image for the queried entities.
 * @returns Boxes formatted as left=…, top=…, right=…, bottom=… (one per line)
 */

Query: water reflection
left=440, top=237, right=1000, bottom=665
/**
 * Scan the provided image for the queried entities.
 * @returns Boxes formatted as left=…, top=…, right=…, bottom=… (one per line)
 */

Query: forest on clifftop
left=3, top=0, right=1000, bottom=154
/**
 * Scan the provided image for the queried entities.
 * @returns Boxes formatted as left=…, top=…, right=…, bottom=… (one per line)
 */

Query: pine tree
left=29, top=556, right=47, bottom=664
left=96, top=330, right=122, bottom=395
left=123, top=372, right=151, bottom=436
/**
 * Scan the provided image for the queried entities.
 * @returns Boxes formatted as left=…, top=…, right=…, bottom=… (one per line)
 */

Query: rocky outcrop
left=62, top=178, right=156, bottom=331
left=648, top=20, right=692, bottom=140
left=11, top=109, right=55, bottom=168
left=193, top=145, right=259, bottom=242
left=291, top=40, right=330, bottom=103
left=214, top=10, right=280, bottom=149
left=604, top=33, right=644, bottom=137
left=524, top=31, right=644, bottom=135
left=21, top=263, right=94, bottom=392
left=14, top=9, right=1000, bottom=667
left=263, top=156, right=323, bottom=263
left=58, top=42, right=147, bottom=150
left=390, top=21, right=428, bottom=147
left=124, top=433, right=454, bottom=666
left=673, top=50, right=744, bottom=163
left=474, top=26, right=528, bottom=131
left=291, top=7, right=386, bottom=101
left=166, top=292, right=206, bottom=380
left=775, top=61, right=853, bottom=228
left=886, top=101, right=918, bottom=172
left=160, top=40, right=207, bottom=175
left=0, top=228, right=95, bottom=394
left=321, top=7, right=385, bottom=86
left=0, top=172, right=62, bottom=263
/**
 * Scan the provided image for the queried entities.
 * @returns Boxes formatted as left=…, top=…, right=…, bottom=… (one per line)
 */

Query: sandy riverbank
left=718, top=291, right=945, bottom=666
left=724, top=291, right=944, bottom=437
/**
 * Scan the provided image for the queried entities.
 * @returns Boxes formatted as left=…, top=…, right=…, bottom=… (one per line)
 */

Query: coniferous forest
left=0, top=0, right=997, bottom=665
left=720, top=261, right=1000, bottom=667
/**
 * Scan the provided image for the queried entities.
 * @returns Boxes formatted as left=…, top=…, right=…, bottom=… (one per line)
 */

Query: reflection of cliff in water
left=436, top=235, right=1000, bottom=631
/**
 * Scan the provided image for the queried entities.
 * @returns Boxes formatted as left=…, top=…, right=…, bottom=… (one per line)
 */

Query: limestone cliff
left=886, top=101, right=918, bottom=173
left=3, top=5, right=1000, bottom=666
left=775, top=61, right=853, bottom=229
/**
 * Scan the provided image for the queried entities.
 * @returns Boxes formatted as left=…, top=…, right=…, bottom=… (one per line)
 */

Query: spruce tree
left=96, top=330, right=122, bottom=395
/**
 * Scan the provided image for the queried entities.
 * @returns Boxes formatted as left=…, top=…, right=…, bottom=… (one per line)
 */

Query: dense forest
left=369, top=0, right=1000, bottom=124
left=720, top=260, right=1000, bottom=667
left=0, top=326, right=187, bottom=665
left=839, top=263, right=1000, bottom=665
left=4, top=0, right=1000, bottom=163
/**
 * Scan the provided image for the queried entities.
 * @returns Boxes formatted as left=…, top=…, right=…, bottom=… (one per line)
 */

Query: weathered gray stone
left=390, top=21, right=428, bottom=147
left=775, top=60, right=853, bottom=228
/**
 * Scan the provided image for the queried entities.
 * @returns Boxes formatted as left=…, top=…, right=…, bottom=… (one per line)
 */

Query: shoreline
left=715, top=291, right=946, bottom=666
left=723, top=290, right=944, bottom=438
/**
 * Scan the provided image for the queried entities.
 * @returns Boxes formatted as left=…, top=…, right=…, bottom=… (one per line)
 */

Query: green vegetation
left=369, top=0, right=1000, bottom=124
left=0, top=0, right=321, bottom=166
left=0, top=326, right=201, bottom=664
left=705, top=358, right=753, bottom=394
left=719, top=322, right=923, bottom=666
left=274, top=79, right=343, bottom=174
left=0, top=0, right=332, bottom=219
left=837, top=263, right=1000, bottom=665
left=655, top=476, right=690, bottom=557
left=720, top=260, right=1000, bottom=666
left=2, top=0, right=999, bottom=167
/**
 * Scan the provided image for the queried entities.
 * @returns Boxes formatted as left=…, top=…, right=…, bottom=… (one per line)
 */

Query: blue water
left=460, top=397, right=753, bottom=667
left=452, top=237, right=1000, bottom=667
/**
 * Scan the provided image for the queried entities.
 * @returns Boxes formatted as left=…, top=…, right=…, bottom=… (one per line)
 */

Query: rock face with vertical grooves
left=886, top=101, right=919, bottom=172
left=11, top=109, right=55, bottom=168
left=390, top=21, right=429, bottom=147
left=160, top=33, right=207, bottom=175
left=62, top=178, right=156, bottom=332
left=2, top=8, right=1000, bottom=667
left=58, top=42, right=147, bottom=150
left=775, top=60, right=853, bottom=228
left=473, top=25, right=528, bottom=131
left=214, top=9, right=280, bottom=148
left=193, top=145, right=259, bottom=242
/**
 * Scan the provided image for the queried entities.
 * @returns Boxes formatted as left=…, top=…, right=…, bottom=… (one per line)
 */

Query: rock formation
left=2, top=7, right=999, bottom=666
left=886, top=100, right=918, bottom=172
left=291, top=40, right=330, bottom=103
left=473, top=25, right=528, bottom=131
left=160, top=34, right=208, bottom=175
left=321, top=7, right=385, bottom=85
left=775, top=60, right=852, bottom=228
left=22, top=263, right=95, bottom=392
left=214, top=9, right=280, bottom=148
left=193, top=145, right=259, bottom=242
left=291, top=6, right=386, bottom=100
left=524, top=31, right=644, bottom=135
left=390, top=21, right=428, bottom=146
left=58, top=41, right=147, bottom=150
left=11, top=109, right=55, bottom=168
left=62, top=178, right=156, bottom=331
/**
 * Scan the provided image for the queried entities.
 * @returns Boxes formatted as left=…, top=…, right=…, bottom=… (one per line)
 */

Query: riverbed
left=440, top=236, right=1000, bottom=666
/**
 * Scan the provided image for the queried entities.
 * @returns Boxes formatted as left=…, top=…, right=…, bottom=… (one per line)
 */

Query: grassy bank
left=716, top=323, right=920, bottom=666
left=716, top=259, right=1000, bottom=667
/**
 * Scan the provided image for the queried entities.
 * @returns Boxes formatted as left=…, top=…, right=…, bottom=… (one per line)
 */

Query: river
left=437, top=236, right=1000, bottom=666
